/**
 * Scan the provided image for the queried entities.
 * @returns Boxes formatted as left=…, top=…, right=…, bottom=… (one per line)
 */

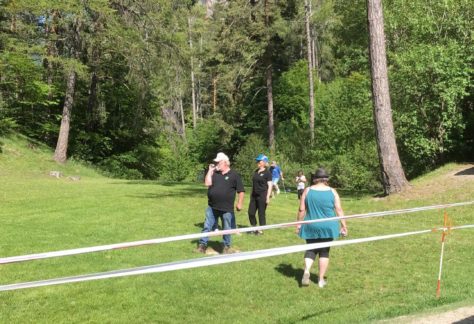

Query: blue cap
left=255, top=154, right=269, bottom=163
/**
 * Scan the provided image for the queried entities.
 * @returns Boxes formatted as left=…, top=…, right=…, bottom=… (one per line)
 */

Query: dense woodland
left=0, top=0, right=472, bottom=192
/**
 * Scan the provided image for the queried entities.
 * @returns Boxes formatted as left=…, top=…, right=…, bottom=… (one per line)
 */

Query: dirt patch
left=395, top=164, right=474, bottom=201
left=383, top=305, right=474, bottom=323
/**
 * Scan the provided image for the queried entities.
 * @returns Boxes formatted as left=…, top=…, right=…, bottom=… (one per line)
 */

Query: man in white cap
left=195, top=152, right=245, bottom=254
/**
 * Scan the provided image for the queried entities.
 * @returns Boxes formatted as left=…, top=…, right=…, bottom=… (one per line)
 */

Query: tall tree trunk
left=53, top=71, right=76, bottom=163
left=188, top=17, right=197, bottom=129
left=305, top=0, right=315, bottom=143
left=266, top=64, right=275, bottom=153
left=308, top=1, right=316, bottom=70
left=87, top=70, right=99, bottom=130
left=205, top=0, right=214, bottom=19
left=197, top=36, right=203, bottom=119
left=263, top=0, right=275, bottom=153
left=312, top=28, right=321, bottom=82
left=212, top=75, right=217, bottom=113
left=44, top=10, right=58, bottom=100
left=367, top=0, right=409, bottom=194
left=179, top=97, right=186, bottom=139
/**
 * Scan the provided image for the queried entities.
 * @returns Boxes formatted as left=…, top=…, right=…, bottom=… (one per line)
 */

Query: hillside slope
left=0, top=135, right=102, bottom=179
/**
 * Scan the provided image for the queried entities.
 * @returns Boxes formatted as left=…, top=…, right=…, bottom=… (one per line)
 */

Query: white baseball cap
left=213, top=152, right=229, bottom=162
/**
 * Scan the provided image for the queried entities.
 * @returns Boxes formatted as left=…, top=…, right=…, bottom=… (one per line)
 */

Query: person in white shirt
left=295, top=170, right=307, bottom=200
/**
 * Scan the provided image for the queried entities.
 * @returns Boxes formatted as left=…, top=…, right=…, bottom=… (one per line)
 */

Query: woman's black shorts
left=304, top=238, right=334, bottom=259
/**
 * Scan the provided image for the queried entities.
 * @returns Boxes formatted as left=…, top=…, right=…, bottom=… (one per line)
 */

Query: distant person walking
left=296, top=168, right=347, bottom=288
left=295, top=170, right=307, bottom=200
left=196, top=152, right=245, bottom=254
left=248, top=154, right=272, bottom=235
left=270, top=161, right=284, bottom=197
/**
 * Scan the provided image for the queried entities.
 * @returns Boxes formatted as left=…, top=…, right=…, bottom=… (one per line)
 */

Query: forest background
left=0, top=0, right=472, bottom=192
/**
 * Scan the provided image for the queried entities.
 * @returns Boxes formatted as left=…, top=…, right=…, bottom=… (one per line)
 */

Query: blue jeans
left=199, top=207, right=233, bottom=247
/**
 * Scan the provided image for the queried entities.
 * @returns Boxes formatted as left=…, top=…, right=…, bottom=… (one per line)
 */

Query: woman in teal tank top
left=296, top=168, right=348, bottom=288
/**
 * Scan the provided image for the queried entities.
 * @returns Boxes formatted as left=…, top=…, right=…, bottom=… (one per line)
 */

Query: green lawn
left=1, top=135, right=473, bottom=323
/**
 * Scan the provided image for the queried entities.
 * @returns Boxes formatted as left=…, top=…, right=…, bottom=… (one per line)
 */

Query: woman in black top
left=248, top=154, right=273, bottom=235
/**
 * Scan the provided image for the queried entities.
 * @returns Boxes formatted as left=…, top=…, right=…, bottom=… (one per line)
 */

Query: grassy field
left=0, top=135, right=473, bottom=323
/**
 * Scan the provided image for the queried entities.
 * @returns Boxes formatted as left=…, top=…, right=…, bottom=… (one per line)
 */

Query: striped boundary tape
left=1, top=201, right=472, bottom=265
left=1, top=225, right=473, bottom=292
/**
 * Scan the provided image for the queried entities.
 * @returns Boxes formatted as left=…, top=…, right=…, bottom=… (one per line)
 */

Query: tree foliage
left=0, top=0, right=472, bottom=191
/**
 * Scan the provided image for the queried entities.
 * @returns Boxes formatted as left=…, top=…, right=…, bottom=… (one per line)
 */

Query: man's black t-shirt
left=251, top=168, right=272, bottom=195
left=208, top=169, right=245, bottom=212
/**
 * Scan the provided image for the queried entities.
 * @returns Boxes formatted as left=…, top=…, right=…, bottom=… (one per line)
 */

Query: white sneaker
left=318, top=279, right=327, bottom=288
left=301, top=272, right=310, bottom=286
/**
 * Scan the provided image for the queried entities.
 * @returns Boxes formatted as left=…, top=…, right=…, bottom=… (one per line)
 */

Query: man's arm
left=205, top=164, right=215, bottom=187
left=236, top=192, right=244, bottom=211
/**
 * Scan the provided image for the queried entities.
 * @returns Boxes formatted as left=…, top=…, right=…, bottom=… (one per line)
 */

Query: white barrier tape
left=0, top=224, right=472, bottom=292
left=1, top=201, right=472, bottom=265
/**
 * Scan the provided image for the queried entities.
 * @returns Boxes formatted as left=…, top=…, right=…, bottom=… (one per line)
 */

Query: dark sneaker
left=255, top=230, right=264, bottom=235
left=195, top=244, right=206, bottom=254
left=301, top=272, right=310, bottom=286
left=223, top=246, right=240, bottom=254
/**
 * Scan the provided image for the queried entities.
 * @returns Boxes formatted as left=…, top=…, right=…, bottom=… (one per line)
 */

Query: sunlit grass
left=0, top=135, right=473, bottom=323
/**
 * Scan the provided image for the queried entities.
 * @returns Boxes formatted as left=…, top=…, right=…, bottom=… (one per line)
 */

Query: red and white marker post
left=436, top=210, right=452, bottom=298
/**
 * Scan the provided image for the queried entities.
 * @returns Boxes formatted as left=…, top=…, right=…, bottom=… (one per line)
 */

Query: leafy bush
left=187, top=117, right=235, bottom=164
left=391, top=43, right=471, bottom=177
left=272, top=65, right=380, bottom=191
left=156, top=134, right=194, bottom=182
left=98, top=153, right=144, bottom=179
left=0, top=117, right=16, bottom=136
left=233, top=134, right=269, bottom=185
left=329, top=144, right=381, bottom=192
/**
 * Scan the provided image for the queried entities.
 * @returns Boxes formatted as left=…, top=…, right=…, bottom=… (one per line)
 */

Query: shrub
left=98, top=153, right=144, bottom=179
left=187, top=117, right=234, bottom=164
left=233, top=134, right=268, bottom=185
left=156, top=135, right=194, bottom=182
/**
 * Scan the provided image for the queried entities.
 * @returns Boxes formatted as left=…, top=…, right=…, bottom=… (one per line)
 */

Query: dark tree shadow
left=113, top=180, right=202, bottom=186
left=194, top=222, right=205, bottom=229
left=274, top=263, right=306, bottom=287
left=193, top=222, right=252, bottom=230
left=455, top=167, right=474, bottom=176
left=126, top=187, right=206, bottom=199
left=190, top=239, right=224, bottom=253
left=453, top=315, right=474, bottom=324
left=275, top=263, right=329, bottom=288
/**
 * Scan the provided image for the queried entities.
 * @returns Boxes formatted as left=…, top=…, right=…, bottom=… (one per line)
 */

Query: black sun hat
left=314, top=168, right=330, bottom=179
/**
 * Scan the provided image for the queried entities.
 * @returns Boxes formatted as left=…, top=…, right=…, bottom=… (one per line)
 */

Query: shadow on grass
left=112, top=180, right=203, bottom=186
left=454, top=315, right=474, bottom=323
left=190, top=239, right=224, bottom=253
left=455, top=166, right=474, bottom=176
left=275, top=263, right=329, bottom=289
left=126, top=187, right=206, bottom=199
left=193, top=222, right=252, bottom=230
left=336, top=188, right=383, bottom=199
left=274, top=263, right=304, bottom=286
left=190, top=224, right=254, bottom=253
left=298, top=308, right=342, bottom=322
